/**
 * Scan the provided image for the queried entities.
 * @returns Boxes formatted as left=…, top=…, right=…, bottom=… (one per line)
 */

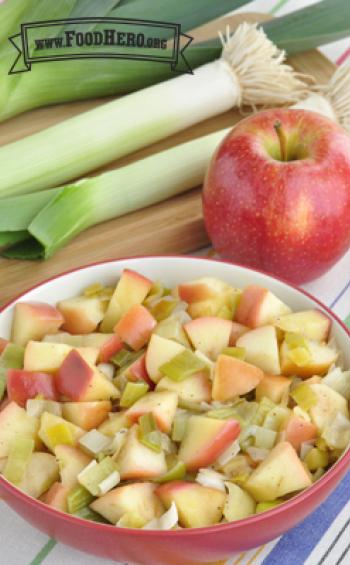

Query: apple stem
left=274, top=121, right=288, bottom=161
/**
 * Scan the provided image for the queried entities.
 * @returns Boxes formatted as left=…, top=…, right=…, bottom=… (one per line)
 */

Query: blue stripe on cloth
left=330, top=278, right=350, bottom=309
left=263, top=470, right=350, bottom=565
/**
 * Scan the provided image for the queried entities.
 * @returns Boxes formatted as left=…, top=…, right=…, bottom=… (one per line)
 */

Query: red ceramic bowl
left=0, top=256, right=349, bottom=565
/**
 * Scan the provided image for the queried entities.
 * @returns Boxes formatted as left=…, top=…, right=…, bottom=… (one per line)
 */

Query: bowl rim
left=0, top=253, right=349, bottom=537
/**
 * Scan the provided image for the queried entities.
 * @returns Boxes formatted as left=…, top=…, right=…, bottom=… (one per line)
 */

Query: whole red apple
left=202, top=108, right=350, bottom=283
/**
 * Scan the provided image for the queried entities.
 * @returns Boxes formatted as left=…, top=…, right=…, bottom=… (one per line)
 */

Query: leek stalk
left=1, top=0, right=349, bottom=120
left=1, top=128, right=230, bottom=259
left=0, top=22, right=307, bottom=199
left=0, top=0, right=252, bottom=121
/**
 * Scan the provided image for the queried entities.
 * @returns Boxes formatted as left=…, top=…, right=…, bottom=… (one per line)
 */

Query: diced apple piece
left=24, top=341, right=98, bottom=372
left=56, top=350, right=119, bottom=402
left=255, top=374, right=292, bottom=404
left=178, top=415, right=240, bottom=471
left=11, top=302, right=64, bottom=347
left=184, top=317, right=232, bottom=360
left=39, top=412, right=84, bottom=452
left=280, top=339, right=338, bottom=377
left=101, top=269, right=153, bottom=332
left=91, top=482, right=164, bottom=525
left=282, top=416, right=318, bottom=451
left=125, top=353, right=153, bottom=387
left=17, top=452, right=59, bottom=499
left=146, top=334, right=185, bottom=383
left=275, top=310, right=331, bottom=342
left=58, top=296, right=105, bottom=335
left=235, top=286, right=291, bottom=329
left=0, top=402, right=40, bottom=457
left=245, top=442, right=312, bottom=502
left=156, top=372, right=211, bottom=405
left=117, top=425, right=167, bottom=480
left=98, top=412, right=129, bottom=437
left=43, top=332, right=123, bottom=363
left=7, top=369, right=58, bottom=407
left=308, top=383, right=349, bottom=432
left=212, top=355, right=264, bottom=402
left=125, top=391, right=178, bottom=433
left=156, top=481, right=226, bottom=528
left=62, top=401, right=112, bottom=431
left=177, top=277, right=241, bottom=320
left=236, top=326, right=281, bottom=375
left=41, top=482, right=69, bottom=512
left=115, top=305, right=156, bottom=351
left=224, top=482, right=256, bottom=521
left=98, top=334, right=123, bottom=362
left=0, top=338, right=9, bottom=354
left=55, top=445, right=92, bottom=488
left=229, top=322, right=249, bottom=346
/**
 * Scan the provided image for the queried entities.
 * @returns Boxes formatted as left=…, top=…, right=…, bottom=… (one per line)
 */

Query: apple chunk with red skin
left=245, top=441, right=312, bottom=502
left=56, top=350, right=119, bottom=401
left=7, top=369, right=58, bottom=407
left=91, top=482, right=164, bottom=525
left=11, top=302, right=64, bottom=347
left=41, top=482, right=69, bottom=512
left=115, top=304, right=156, bottom=351
left=212, top=355, right=264, bottom=402
left=235, top=285, right=291, bottom=329
left=156, top=481, right=226, bottom=528
left=101, top=269, right=153, bottom=332
left=178, top=415, right=240, bottom=471
left=62, top=401, right=112, bottom=430
left=58, top=296, right=106, bottom=335
left=24, top=341, right=99, bottom=372
left=203, top=108, right=350, bottom=284
left=184, top=317, right=232, bottom=360
left=282, top=415, right=317, bottom=452
left=125, top=391, right=178, bottom=433
left=177, top=277, right=241, bottom=319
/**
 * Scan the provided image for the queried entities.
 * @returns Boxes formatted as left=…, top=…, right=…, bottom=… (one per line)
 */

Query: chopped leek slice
left=252, top=398, right=276, bottom=426
left=171, top=411, right=190, bottom=442
left=26, top=399, right=62, bottom=418
left=263, top=406, right=291, bottom=431
left=150, top=298, right=177, bottom=322
left=160, top=349, right=207, bottom=382
left=254, top=427, right=277, bottom=450
left=304, top=448, right=329, bottom=471
left=3, top=437, right=34, bottom=484
left=0, top=343, right=25, bottom=369
left=154, top=461, right=186, bottom=484
left=120, top=382, right=149, bottom=408
left=256, top=500, right=283, bottom=513
left=78, top=430, right=111, bottom=457
left=207, top=407, right=239, bottom=420
left=287, top=347, right=312, bottom=366
left=222, top=347, right=246, bottom=361
left=138, top=414, right=162, bottom=453
left=291, top=384, right=317, bottom=411
left=46, top=423, right=73, bottom=449
left=111, top=349, right=138, bottom=368
left=67, top=485, right=94, bottom=514
left=285, top=333, right=310, bottom=349
left=74, top=506, right=108, bottom=523
left=78, top=457, right=119, bottom=497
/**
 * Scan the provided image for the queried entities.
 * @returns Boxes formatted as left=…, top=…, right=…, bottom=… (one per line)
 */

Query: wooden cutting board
left=0, top=12, right=336, bottom=306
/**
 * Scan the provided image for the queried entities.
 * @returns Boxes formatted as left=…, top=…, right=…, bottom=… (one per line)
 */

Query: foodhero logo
left=8, top=17, right=193, bottom=74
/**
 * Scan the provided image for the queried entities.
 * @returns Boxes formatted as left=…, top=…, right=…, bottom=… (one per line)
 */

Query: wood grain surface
left=0, top=12, right=335, bottom=306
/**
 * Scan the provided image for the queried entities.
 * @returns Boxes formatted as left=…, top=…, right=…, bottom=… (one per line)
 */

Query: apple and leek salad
left=0, top=270, right=349, bottom=530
